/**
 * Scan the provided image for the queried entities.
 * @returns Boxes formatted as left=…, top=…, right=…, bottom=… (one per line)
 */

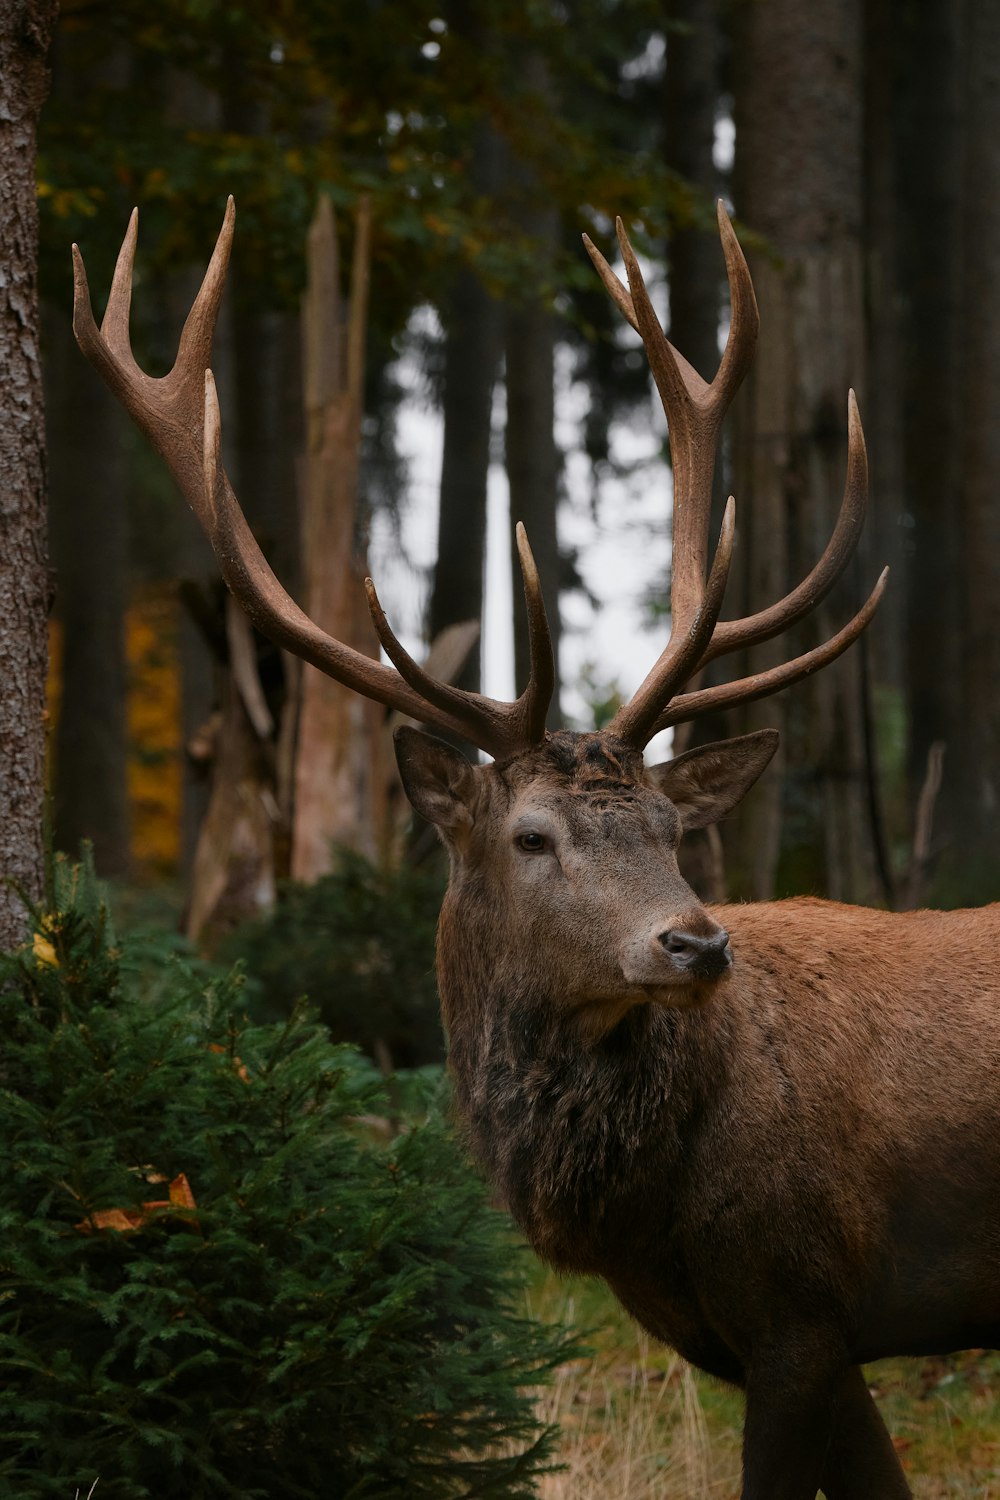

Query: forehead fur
left=496, top=730, right=647, bottom=801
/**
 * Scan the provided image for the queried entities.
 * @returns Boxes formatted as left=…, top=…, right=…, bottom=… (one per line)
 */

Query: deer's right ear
left=393, top=726, right=479, bottom=837
left=644, top=728, right=779, bottom=831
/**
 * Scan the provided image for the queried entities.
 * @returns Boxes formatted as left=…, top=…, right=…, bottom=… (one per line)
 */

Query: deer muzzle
left=620, top=910, right=733, bottom=993
left=658, top=925, right=733, bottom=980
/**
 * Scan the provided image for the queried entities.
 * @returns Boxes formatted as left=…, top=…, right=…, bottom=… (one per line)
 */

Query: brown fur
left=395, top=725, right=1000, bottom=1499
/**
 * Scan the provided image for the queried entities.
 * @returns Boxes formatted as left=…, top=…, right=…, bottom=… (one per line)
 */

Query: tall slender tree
left=731, top=0, right=874, bottom=902
left=45, top=314, right=130, bottom=875
left=503, top=54, right=563, bottom=726
left=42, top=30, right=131, bottom=877
left=0, top=0, right=57, bottom=946
left=894, top=0, right=964, bottom=876
left=956, top=0, right=1000, bottom=889
left=429, top=122, right=503, bottom=706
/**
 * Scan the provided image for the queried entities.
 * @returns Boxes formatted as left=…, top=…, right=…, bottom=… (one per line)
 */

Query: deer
left=70, top=195, right=1000, bottom=1500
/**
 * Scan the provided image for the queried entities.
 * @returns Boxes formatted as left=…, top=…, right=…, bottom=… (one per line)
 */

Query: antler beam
left=72, top=200, right=555, bottom=762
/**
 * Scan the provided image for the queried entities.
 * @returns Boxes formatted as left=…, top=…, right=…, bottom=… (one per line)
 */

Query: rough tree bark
left=731, top=0, right=875, bottom=903
left=0, top=0, right=57, bottom=947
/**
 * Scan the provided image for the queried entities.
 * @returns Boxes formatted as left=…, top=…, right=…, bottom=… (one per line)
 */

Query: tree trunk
left=894, top=0, right=965, bottom=886
left=184, top=599, right=277, bottom=946
left=858, top=0, right=907, bottom=901
left=956, top=0, right=1000, bottom=887
left=663, top=0, right=723, bottom=395
left=731, top=0, right=875, bottom=902
left=503, top=56, right=563, bottom=725
left=429, top=134, right=502, bottom=704
left=506, top=287, right=562, bottom=724
left=0, top=0, right=57, bottom=947
left=290, top=195, right=381, bottom=877
left=229, top=271, right=300, bottom=881
left=45, top=308, right=130, bottom=875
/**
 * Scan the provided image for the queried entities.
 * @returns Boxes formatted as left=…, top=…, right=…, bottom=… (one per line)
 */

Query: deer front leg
left=739, top=1338, right=845, bottom=1500
left=819, top=1365, right=912, bottom=1499
left=741, top=1345, right=912, bottom=1500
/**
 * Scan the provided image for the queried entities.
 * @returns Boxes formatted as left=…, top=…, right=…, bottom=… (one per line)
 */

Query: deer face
left=395, top=726, right=777, bottom=1030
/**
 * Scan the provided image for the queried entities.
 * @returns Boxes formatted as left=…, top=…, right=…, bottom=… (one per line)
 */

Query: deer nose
left=659, top=926, right=733, bottom=979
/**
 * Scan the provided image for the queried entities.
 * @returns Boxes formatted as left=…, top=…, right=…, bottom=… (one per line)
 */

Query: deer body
left=448, top=890, right=1000, bottom=1364
left=416, top=729, right=1000, bottom=1499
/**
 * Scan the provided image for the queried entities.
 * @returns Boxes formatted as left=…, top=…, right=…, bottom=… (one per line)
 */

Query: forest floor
left=532, top=1273, right=1000, bottom=1499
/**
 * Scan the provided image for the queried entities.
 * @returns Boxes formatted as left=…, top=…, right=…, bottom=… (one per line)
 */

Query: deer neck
left=439, top=950, right=725, bottom=1272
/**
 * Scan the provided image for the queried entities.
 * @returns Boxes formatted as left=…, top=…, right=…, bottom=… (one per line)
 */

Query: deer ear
left=393, top=726, right=479, bottom=838
left=644, top=729, right=779, bottom=832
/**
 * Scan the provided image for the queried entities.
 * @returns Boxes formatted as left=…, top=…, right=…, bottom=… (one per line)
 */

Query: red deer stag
left=73, top=199, right=998, bottom=1500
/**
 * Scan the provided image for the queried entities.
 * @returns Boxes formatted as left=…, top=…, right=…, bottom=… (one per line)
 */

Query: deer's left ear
left=644, top=729, right=779, bottom=831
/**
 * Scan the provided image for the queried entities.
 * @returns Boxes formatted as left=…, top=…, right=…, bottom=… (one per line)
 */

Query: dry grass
left=530, top=1282, right=741, bottom=1499
left=532, top=1277, right=1000, bottom=1499
left=536, top=1343, right=740, bottom=1500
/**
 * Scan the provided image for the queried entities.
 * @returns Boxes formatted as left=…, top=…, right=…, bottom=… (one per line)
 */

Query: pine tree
left=0, top=855, right=574, bottom=1499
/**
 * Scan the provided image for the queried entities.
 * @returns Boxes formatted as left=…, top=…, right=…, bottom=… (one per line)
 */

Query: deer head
left=72, top=198, right=885, bottom=1025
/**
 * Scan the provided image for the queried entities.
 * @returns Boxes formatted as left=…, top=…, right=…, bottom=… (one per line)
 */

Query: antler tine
left=360, top=524, right=555, bottom=758
left=174, top=195, right=235, bottom=379
left=582, top=232, right=640, bottom=334
left=610, top=497, right=736, bottom=746
left=101, top=208, right=139, bottom=359
left=650, top=567, right=889, bottom=734
left=611, top=206, right=758, bottom=636
left=207, top=366, right=551, bottom=758
left=713, top=201, right=759, bottom=413
left=702, top=391, right=869, bottom=664
left=72, top=214, right=141, bottom=389
left=513, top=523, right=557, bottom=745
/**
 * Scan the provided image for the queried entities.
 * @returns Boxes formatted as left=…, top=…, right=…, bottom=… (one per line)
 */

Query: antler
left=583, top=202, right=887, bottom=748
left=72, top=199, right=555, bottom=762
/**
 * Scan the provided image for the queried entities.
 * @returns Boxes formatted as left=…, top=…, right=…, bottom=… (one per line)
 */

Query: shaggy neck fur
left=440, top=920, right=727, bottom=1271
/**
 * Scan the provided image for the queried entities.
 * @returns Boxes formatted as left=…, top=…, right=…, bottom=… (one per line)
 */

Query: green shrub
left=0, top=857, right=574, bottom=1498
left=225, top=851, right=445, bottom=1068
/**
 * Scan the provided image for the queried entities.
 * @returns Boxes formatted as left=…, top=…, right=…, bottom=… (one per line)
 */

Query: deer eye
left=516, top=831, right=547, bottom=853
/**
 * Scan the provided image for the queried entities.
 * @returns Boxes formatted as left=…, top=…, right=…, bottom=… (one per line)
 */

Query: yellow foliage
left=32, top=933, right=58, bottom=968
left=47, top=588, right=184, bottom=877
left=127, top=590, right=182, bottom=876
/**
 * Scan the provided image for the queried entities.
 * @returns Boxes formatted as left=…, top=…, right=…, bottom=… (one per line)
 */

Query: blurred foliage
left=40, top=0, right=689, bottom=324
left=575, top=660, right=626, bottom=730
left=224, top=850, right=447, bottom=1068
left=0, top=853, right=578, bottom=1497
